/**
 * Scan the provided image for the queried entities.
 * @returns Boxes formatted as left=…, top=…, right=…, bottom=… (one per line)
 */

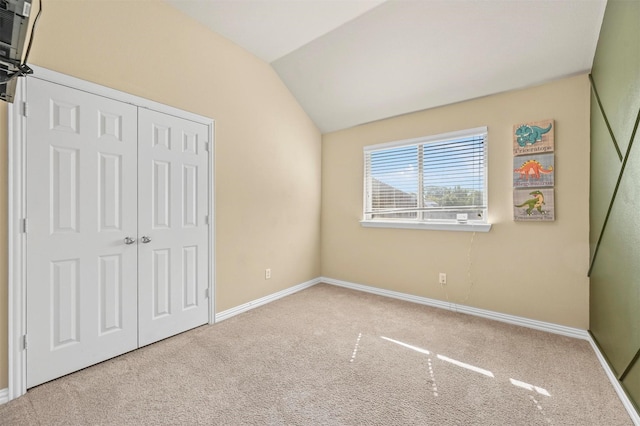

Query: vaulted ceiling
left=165, top=0, right=607, bottom=133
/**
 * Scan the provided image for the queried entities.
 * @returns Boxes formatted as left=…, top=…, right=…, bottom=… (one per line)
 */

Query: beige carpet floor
left=0, top=283, right=633, bottom=425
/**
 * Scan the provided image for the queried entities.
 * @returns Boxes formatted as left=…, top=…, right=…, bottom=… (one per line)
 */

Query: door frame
left=7, top=66, right=216, bottom=401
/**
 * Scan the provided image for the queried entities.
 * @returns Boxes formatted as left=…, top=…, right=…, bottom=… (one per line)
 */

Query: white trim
left=364, top=126, right=488, bottom=152
left=8, top=77, right=27, bottom=401
left=587, top=336, right=640, bottom=425
left=0, top=388, right=8, bottom=405
left=361, top=220, right=492, bottom=233
left=215, top=278, right=321, bottom=323
left=7, top=67, right=216, bottom=402
left=209, top=121, right=216, bottom=325
left=321, top=277, right=587, bottom=339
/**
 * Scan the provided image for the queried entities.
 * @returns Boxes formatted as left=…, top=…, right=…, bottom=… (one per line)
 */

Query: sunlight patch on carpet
left=529, top=395, right=553, bottom=424
left=380, top=336, right=431, bottom=355
left=510, top=378, right=551, bottom=397
left=427, top=357, right=438, bottom=397
left=350, top=332, right=362, bottom=362
left=437, top=354, right=495, bottom=378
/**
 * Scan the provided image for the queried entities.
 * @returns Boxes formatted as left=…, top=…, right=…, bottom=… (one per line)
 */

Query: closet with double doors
left=22, top=74, right=213, bottom=387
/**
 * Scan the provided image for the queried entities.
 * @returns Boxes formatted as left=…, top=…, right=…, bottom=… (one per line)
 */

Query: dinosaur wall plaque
left=513, top=153, right=554, bottom=188
left=513, top=119, right=554, bottom=156
left=513, top=188, right=555, bottom=221
left=513, top=118, right=555, bottom=221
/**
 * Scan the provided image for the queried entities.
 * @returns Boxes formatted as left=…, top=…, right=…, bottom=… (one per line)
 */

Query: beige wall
left=0, top=0, right=322, bottom=389
left=321, top=75, right=590, bottom=329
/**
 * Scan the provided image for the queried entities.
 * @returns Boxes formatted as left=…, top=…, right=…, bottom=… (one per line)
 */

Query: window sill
left=360, top=220, right=492, bottom=232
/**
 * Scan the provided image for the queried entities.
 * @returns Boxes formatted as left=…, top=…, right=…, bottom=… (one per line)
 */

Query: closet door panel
left=137, top=108, right=209, bottom=346
left=26, top=78, right=138, bottom=388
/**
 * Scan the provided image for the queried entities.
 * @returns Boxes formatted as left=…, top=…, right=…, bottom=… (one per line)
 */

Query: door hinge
left=22, top=101, right=28, bottom=117
left=205, top=142, right=210, bottom=152
left=23, top=334, right=28, bottom=350
left=205, top=288, right=209, bottom=299
left=22, top=218, right=28, bottom=233
left=205, top=215, right=209, bottom=225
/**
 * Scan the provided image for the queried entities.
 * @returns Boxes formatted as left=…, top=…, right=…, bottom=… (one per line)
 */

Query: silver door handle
left=124, top=236, right=136, bottom=245
left=141, top=236, right=152, bottom=244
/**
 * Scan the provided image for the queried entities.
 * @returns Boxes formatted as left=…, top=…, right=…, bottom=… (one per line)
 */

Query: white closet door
left=26, top=78, right=139, bottom=387
left=137, top=108, right=210, bottom=346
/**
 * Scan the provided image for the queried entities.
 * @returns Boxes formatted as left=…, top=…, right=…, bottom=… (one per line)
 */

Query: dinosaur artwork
left=513, top=119, right=554, bottom=156
left=514, top=160, right=553, bottom=179
left=513, top=153, right=554, bottom=188
left=515, top=123, right=552, bottom=147
left=513, top=188, right=555, bottom=221
left=512, top=120, right=555, bottom=221
left=515, top=190, right=546, bottom=215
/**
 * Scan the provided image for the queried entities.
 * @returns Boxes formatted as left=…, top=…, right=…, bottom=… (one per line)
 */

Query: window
left=362, top=127, right=491, bottom=232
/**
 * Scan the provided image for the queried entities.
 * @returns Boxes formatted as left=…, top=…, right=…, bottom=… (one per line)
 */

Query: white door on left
left=26, top=78, right=139, bottom=387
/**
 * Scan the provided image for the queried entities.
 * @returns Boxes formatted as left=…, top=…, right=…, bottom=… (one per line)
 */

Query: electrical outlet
left=265, top=268, right=271, bottom=280
left=439, top=272, right=447, bottom=285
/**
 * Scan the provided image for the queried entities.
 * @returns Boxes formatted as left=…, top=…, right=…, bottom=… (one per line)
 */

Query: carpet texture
left=0, top=284, right=632, bottom=425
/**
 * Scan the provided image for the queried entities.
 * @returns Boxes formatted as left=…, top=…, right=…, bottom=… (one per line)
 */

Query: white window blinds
left=364, top=127, right=488, bottom=223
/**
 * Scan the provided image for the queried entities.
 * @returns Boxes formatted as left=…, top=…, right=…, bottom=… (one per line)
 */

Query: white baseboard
left=587, top=336, right=640, bottom=425
left=0, top=388, right=8, bottom=405
left=321, top=277, right=588, bottom=339
left=215, top=277, right=321, bottom=323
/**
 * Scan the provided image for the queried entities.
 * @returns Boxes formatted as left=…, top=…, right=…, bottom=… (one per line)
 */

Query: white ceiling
left=165, top=0, right=607, bottom=133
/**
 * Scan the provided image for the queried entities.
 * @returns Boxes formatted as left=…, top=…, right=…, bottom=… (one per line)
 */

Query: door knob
left=124, top=236, right=136, bottom=245
left=141, top=236, right=152, bottom=244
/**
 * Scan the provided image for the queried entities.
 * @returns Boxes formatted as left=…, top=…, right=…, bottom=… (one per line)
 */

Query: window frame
left=361, top=127, right=492, bottom=232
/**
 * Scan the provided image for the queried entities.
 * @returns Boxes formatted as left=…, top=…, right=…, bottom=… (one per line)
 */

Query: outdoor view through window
left=363, top=127, right=488, bottom=225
